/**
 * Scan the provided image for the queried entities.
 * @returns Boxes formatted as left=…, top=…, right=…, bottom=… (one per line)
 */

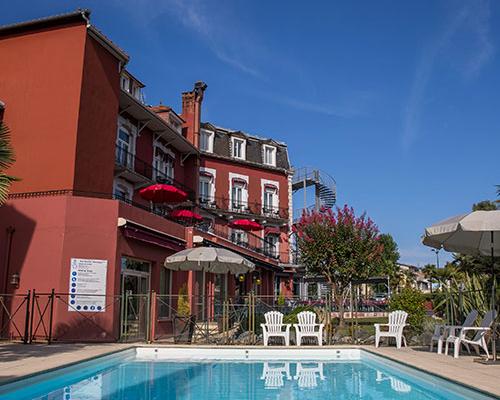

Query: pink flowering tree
left=294, top=205, right=384, bottom=326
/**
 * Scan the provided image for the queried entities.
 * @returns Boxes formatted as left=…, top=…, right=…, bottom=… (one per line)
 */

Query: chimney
left=181, top=81, right=207, bottom=148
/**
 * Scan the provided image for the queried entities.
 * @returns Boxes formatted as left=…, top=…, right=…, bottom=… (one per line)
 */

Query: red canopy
left=170, top=209, right=203, bottom=221
left=229, top=219, right=263, bottom=231
left=139, top=184, right=188, bottom=203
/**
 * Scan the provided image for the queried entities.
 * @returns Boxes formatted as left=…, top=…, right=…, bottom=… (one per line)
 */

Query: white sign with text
left=68, top=258, right=108, bottom=312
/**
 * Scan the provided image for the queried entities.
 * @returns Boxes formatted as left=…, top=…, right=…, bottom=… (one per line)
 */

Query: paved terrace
left=0, top=343, right=498, bottom=397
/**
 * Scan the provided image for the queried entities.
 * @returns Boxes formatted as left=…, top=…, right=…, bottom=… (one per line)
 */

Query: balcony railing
left=115, top=145, right=195, bottom=201
left=198, top=195, right=289, bottom=220
left=198, top=224, right=281, bottom=260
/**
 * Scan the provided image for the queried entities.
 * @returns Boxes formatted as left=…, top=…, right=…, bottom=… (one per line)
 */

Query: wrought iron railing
left=115, top=145, right=196, bottom=201
left=198, top=195, right=289, bottom=220
left=198, top=224, right=280, bottom=260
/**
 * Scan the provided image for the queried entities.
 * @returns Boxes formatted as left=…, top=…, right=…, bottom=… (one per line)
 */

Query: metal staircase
left=292, top=168, right=337, bottom=217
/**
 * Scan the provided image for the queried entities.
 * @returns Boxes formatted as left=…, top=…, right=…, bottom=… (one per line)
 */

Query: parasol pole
left=491, top=231, right=497, bottom=362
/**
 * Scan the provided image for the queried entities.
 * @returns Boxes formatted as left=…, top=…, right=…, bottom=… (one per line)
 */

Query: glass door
left=120, top=258, right=150, bottom=341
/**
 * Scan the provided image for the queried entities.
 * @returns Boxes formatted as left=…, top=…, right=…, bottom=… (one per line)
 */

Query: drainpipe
left=2, top=226, right=15, bottom=294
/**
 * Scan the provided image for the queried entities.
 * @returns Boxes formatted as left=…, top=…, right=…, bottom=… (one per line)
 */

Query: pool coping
left=0, top=344, right=498, bottom=399
left=363, top=347, right=500, bottom=399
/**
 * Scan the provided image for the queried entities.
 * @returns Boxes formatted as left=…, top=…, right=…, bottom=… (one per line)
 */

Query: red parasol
left=139, top=184, right=188, bottom=203
left=229, top=219, right=264, bottom=231
left=170, top=209, right=203, bottom=221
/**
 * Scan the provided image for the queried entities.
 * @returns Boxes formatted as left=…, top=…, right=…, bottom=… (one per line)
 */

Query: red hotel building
left=0, top=10, right=295, bottom=342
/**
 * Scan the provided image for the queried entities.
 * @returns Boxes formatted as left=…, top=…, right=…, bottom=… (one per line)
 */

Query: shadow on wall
left=0, top=203, right=36, bottom=295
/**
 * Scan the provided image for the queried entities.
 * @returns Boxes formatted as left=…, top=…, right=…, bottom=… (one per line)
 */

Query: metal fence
left=0, top=290, right=391, bottom=345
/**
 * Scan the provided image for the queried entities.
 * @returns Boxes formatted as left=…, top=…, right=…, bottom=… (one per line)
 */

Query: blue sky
left=2, top=1, right=499, bottom=266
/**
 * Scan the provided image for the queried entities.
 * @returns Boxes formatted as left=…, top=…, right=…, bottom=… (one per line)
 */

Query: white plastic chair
left=445, top=310, right=497, bottom=359
left=430, top=309, right=478, bottom=354
left=261, top=311, right=291, bottom=346
left=293, top=311, right=324, bottom=346
left=374, top=310, right=408, bottom=349
left=260, top=362, right=291, bottom=389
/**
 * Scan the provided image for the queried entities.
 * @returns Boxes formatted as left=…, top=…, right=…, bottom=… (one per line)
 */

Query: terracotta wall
left=0, top=23, right=88, bottom=193
left=74, top=34, right=121, bottom=194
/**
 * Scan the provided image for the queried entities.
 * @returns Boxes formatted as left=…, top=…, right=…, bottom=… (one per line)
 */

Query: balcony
left=114, top=145, right=196, bottom=201
left=198, top=195, right=289, bottom=221
left=198, top=224, right=280, bottom=260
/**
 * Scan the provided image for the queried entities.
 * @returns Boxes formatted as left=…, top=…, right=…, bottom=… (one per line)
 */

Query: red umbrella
left=170, top=209, right=203, bottom=221
left=139, top=184, right=188, bottom=203
left=229, top=219, right=264, bottom=231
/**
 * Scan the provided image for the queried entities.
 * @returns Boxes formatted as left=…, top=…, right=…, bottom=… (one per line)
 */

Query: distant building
left=397, top=263, right=431, bottom=293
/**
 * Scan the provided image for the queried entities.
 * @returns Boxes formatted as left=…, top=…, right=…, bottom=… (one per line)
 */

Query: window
left=262, top=182, right=279, bottom=216
left=264, top=234, right=279, bottom=258
left=231, top=229, right=248, bottom=246
left=263, top=187, right=276, bottom=213
left=120, top=74, right=130, bottom=92
left=199, top=175, right=213, bottom=203
left=116, top=128, right=132, bottom=168
left=200, top=130, right=214, bottom=153
left=231, top=180, right=247, bottom=211
left=113, top=179, right=133, bottom=203
left=263, top=145, right=276, bottom=166
left=154, top=146, right=174, bottom=183
left=231, top=137, right=246, bottom=160
left=158, top=268, right=172, bottom=318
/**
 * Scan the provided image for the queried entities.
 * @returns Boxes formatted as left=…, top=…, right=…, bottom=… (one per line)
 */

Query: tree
left=472, top=200, right=498, bottom=211
left=0, top=122, right=17, bottom=204
left=294, top=205, right=384, bottom=326
left=372, top=233, right=400, bottom=289
left=422, top=264, right=437, bottom=294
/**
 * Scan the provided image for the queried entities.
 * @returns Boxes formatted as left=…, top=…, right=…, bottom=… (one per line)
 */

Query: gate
left=120, top=292, right=150, bottom=342
left=0, top=291, right=30, bottom=343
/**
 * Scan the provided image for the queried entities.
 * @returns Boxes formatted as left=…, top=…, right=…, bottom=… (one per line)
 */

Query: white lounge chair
left=293, top=311, right=324, bottom=346
left=261, top=311, right=291, bottom=346
left=260, top=362, right=291, bottom=389
left=445, top=310, right=497, bottom=359
left=294, top=362, right=325, bottom=389
left=430, top=309, right=478, bottom=354
left=375, top=310, right=408, bottom=349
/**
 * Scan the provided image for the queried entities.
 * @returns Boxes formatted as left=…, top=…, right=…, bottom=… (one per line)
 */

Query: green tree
left=372, top=233, right=400, bottom=286
left=472, top=200, right=498, bottom=211
left=422, top=264, right=437, bottom=294
left=294, top=205, right=384, bottom=326
left=0, top=122, right=17, bottom=204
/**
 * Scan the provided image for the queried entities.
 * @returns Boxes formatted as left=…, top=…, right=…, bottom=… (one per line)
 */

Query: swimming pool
left=0, top=348, right=496, bottom=399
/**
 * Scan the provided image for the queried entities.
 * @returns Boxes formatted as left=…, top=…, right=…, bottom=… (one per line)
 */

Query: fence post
left=28, top=289, right=36, bottom=344
left=149, top=291, right=156, bottom=344
left=47, top=289, right=55, bottom=344
left=23, top=290, right=31, bottom=344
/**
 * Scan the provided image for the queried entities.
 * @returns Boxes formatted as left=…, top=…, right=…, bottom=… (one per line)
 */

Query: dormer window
left=200, top=129, right=214, bottom=153
left=231, top=137, right=246, bottom=160
left=263, top=145, right=276, bottom=166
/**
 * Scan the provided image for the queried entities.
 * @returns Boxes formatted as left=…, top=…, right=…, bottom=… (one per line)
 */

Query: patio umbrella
left=170, top=209, right=203, bottom=222
left=139, top=184, right=188, bottom=203
left=164, top=246, right=255, bottom=275
left=229, top=219, right=263, bottom=231
left=422, top=210, right=500, bottom=362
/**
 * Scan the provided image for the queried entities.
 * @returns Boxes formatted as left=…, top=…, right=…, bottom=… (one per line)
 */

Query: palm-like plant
left=0, top=122, right=17, bottom=204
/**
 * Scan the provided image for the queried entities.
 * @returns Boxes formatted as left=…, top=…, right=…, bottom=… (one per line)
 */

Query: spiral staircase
left=292, top=167, right=337, bottom=218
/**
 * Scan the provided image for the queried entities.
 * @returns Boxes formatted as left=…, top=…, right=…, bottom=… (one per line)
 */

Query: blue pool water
left=0, top=349, right=495, bottom=400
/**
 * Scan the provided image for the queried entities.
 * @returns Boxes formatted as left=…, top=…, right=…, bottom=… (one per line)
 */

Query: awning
left=119, top=219, right=185, bottom=252
left=229, top=219, right=263, bottom=231
left=264, top=226, right=281, bottom=235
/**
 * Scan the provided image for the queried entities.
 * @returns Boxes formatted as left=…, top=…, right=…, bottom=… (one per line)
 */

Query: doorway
left=120, top=257, right=150, bottom=341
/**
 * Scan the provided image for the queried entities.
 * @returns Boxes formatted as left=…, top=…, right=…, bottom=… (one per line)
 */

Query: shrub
left=283, top=305, right=315, bottom=324
left=177, top=283, right=190, bottom=317
left=389, top=287, right=426, bottom=333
